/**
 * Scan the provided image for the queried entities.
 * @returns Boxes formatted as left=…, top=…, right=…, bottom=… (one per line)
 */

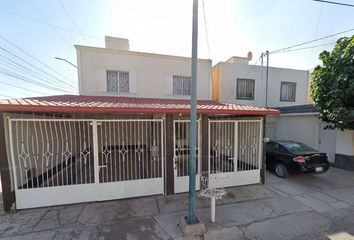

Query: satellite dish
left=247, top=51, right=253, bottom=61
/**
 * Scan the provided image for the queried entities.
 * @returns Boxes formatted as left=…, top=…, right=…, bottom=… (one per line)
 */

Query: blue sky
left=0, top=0, right=353, bottom=98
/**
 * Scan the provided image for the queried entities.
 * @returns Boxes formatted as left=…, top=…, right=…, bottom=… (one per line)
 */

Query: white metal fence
left=98, top=120, right=163, bottom=183
left=7, top=116, right=263, bottom=209
left=208, top=120, right=262, bottom=188
left=9, top=119, right=94, bottom=190
left=8, top=117, right=164, bottom=209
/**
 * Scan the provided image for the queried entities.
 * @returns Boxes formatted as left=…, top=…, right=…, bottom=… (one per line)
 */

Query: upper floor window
left=173, top=75, right=191, bottom=95
left=236, top=78, right=255, bottom=100
left=280, top=82, right=296, bottom=102
left=107, top=70, right=129, bottom=93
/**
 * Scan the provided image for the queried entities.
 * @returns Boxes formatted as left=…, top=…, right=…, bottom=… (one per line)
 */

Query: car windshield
left=281, top=142, right=316, bottom=154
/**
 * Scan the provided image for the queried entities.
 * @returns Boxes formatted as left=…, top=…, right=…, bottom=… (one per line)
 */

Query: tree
left=311, top=35, right=354, bottom=130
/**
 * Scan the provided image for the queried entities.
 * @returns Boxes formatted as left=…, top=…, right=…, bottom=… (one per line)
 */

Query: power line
left=0, top=43, right=74, bottom=88
left=270, top=27, right=354, bottom=53
left=0, top=8, right=103, bottom=40
left=201, top=0, right=210, bottom=59
left=307, top=2, right=324, bottom=68
left=0, top=46, right=77, bottom=91
left=58, top=0, right=89, bottom=44
left=0, top=36, right=77, bottom=88
left=0, top=67, right=76, bottom=93
left=0, top=80, right=47, bottom=95
left=0, top=94, right=16, bottom=99
left=34, top=8, right=73, bottom=48
left=0, top=53, right=75, bottom=90
left=273, top=42, right=336, bottom=54
left=313, top=0, right=354, bottom=8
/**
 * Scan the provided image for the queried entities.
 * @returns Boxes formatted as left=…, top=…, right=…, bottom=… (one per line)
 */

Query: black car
left=266, top=140, right=330, bottom=177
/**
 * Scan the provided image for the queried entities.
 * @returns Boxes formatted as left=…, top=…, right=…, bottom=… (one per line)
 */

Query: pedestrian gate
left=8, top=118, right=164, bottom=209
left=208, top=120, right=262, bottom=188
left=173, top=120, right=200, bottom=193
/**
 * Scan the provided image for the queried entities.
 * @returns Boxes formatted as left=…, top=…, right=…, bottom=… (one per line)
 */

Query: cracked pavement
left=0, top=167, right=354, bottom=239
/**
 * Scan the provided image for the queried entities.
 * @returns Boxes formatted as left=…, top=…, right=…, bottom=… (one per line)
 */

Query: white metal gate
left=8, top=118, right=164, bottom=209
left=173, top=120, right=200, bottom=193
left=208, top=120, right=262, bottom=188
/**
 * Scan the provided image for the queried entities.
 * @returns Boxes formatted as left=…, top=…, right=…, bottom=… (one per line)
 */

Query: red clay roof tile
left=0, top=95, right=279, bottom=116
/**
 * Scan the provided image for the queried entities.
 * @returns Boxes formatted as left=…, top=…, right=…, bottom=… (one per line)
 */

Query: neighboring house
left=212, top=56, right=354, bottom=171
left=268, top=104, right=354, bottom=170
left=0, top=37, right=279, bottom=211
left=212, top=56, right=310, bottom=108
left=76, top=36, right=212, bottom=100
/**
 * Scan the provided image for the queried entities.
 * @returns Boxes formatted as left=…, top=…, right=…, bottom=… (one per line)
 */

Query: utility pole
left=188, top=0, right=198, bottom=224
left=261, top=53, right=264, bottom=105
left=265, top=51, right=269, bottom=108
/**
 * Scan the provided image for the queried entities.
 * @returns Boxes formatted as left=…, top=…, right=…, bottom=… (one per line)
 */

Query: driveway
left=0, top=168, right=353, bottom=239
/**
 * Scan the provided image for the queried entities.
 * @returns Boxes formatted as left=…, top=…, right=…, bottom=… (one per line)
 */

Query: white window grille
left=107, top=70, right=130, bottom=93
left=236, top=78, right=255, bottom=100
left=173, top=75, right=191, bottom=95
left=280, top=82, right=296, bottom=102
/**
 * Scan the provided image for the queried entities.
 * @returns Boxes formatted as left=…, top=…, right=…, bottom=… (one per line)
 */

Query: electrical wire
left=58, top=0, right=89, bottom=44
left=0, top=44, right=77, bottom=90
left=0, top=35, right=77, bottom=87
left=0, top=67, right=76, bottom=93
left=0, top=53, right=75, bottom=90
left=0, top=80, right=47, bottom=95
left=35, top=8, right=73, bottom=48
left=313, top=0, right=354, bottom=8
left=224, top=55, right=263, bottom=102
left=270, top=27, right=354, bottom=54
left=272, top=42, right=336, bottom=54
left=307, top=2, right=324, bottom=67
left=0, top=94, right=16, bottom=99
left=201, top=0, right=210, bottom=59
left=0, top=8, right=103, bottom=40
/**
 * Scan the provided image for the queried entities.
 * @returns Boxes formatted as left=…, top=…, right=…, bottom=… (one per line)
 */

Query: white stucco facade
left=213, top=59, right=309, bottom=108
left=274, top=114, right=320, bottom=150
left=336, top=130, right=354, bottom=156
left=271, top=113, right=354, bottom=164
left=75, top=37, right=212, bottom=100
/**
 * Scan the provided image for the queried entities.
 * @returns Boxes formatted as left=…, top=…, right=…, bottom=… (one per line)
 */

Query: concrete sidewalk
left=0, top=168, right=354, bottom=239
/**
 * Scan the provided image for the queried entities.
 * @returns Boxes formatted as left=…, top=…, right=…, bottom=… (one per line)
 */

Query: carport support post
left=0, top=113, right=15, bottom=212
left=188, top=0, right=198, bottom=224
left=261, top=116, right=266, bottom=184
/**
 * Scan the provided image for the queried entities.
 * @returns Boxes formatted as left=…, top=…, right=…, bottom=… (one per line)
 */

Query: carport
left=0, top=95, right=278, bottom=210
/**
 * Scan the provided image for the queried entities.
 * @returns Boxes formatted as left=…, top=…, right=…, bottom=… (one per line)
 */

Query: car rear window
left=282, top=142, right=316, bottom=154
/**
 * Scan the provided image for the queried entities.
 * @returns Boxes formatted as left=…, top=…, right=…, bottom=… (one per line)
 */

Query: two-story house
left=211, top=56, right=309, bottom=108
left=76, top=36, right=212, bottom=100
left=212, top=56, right=354, bottom=170
left=0, top=37, right=278, bottom=211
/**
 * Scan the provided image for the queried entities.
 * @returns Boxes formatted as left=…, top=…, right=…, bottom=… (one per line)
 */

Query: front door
left=173, top=120, right=200, bottom=193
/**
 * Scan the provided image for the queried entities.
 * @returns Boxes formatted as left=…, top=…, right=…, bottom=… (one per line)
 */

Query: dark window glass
left=280, top=82, right=296, bottom=102
left=236, top=78, right=255, bottom=100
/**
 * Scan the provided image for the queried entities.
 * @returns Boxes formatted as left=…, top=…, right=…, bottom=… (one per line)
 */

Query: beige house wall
left=76, top=45, right=212, bottom=100
left=214, top=61, right=310, bottom=108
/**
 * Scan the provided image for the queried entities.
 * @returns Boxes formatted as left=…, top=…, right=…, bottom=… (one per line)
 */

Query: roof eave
left=0, top=105, right=279, bottom=116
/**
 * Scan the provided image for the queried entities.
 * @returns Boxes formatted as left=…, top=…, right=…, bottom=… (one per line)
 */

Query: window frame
left=106, top=70, right=130, bottom=93
left=172, top=75, right=192, bottom=96
left=280, top=81, right=296, bottom=102
left=236, top=78, right=255, bottom=100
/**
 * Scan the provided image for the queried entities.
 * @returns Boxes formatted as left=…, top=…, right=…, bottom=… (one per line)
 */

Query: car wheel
left=275, top=163, right=289, bottom=178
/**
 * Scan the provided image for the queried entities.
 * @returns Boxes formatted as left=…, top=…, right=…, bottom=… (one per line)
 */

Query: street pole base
left=179, top=216, right=206, bottom=237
